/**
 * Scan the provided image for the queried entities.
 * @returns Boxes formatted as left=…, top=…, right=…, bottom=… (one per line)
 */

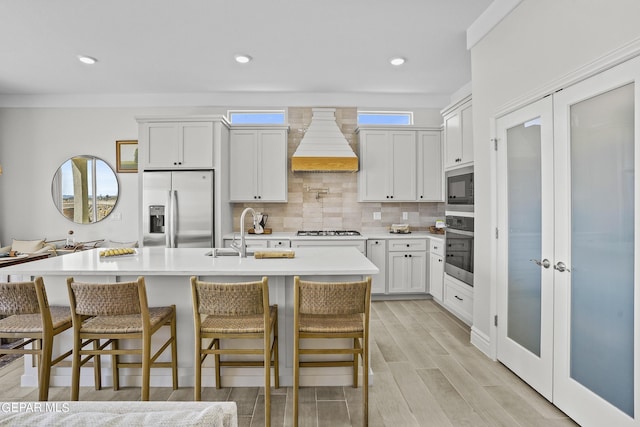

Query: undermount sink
left=205, top=248, right=254, bottom=257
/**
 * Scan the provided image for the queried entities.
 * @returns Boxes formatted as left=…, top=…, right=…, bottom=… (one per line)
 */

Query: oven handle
left=446, top=229, right=474, bottom=237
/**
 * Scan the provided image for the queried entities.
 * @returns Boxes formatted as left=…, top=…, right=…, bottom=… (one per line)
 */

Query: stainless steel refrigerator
left=142, top=171, right=214, bottom=247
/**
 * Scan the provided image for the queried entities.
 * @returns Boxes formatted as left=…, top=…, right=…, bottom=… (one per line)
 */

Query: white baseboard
left=470, top=326, right=494, bottom=360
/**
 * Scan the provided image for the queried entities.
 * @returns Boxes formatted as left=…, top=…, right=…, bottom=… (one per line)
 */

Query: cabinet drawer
left=430, top=239, right=444, bottom=256
left=443, top=277, right=473, bottom=324
left=388, top=239, right=427, bottom=252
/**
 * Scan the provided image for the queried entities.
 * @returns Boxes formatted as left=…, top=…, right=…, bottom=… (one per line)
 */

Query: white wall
left=470, top=0, right=640, bottom=352
left=0, top=106, right=442, bottom=246
left=0, top=107, right=226, bottom=246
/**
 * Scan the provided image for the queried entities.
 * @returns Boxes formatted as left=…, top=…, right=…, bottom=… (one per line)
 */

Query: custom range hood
left=291, top=108, right=358, bottom=172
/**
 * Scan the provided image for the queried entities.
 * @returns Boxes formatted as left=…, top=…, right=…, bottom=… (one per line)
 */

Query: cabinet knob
left=404, top=254, right=407, bottom=258
left=438, top=259, right=442, bottom=262
left=390, top=195, right=394, bottom=199
left=409, top=254, right=412, bottom=257
left=406, top=244, right=410, bottom=247
left=258, top=195, right=261, bottom=199
left=420, top=195, right=423, bottom=199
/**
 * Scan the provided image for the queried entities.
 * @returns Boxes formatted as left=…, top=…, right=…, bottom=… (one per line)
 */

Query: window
left=228, top=110, right=286, bottom=124
left=357, top=111, right=413, bottom=125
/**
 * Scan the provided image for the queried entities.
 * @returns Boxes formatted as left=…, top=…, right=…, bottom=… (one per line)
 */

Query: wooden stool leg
left=71, top=334, right=81, bottom=400
left=39, top=335, right=53, bottom=401
left=293, top=332, right=299, bottom=427
left=363, top=336, right=369, bottom=426
left=170, top=310, right=178, bottom=390
left=194, top=332, right=202, bottom=401
left=93, top=339, right=102, bottom=391
left=353, top=338, right=359, bottom=388
left=112, top=339, right=119, bottom=391
left=142, top=332, right=151, bottom=401
left=214, top=339, right=221, bottom=389
left=264, top=327, right=271, bottom=427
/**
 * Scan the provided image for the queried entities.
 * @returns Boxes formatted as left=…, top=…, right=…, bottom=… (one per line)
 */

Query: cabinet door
left=417, top=131, right=444, bottom=201
left=429, top=253, right=444, bottom=301
left=388, top=252, right=426, bottom=293
left=145, top=123, right=179, bottom=169
left=460, top=103, right=474, bottom=165
left=390, top=131, right=416, bottom=200
left=359, top=130, right=391, bottom=201
left=268, top=240, right=290, bottom=248
left=229, top=130, right=258, bottom=201
left=444, top=112, right=462, bottom=168
left=180, top=122, right=214, bottom=168
left=258, top=130, right=287, bottom=202
left=367, top=239, right=387, bottom=294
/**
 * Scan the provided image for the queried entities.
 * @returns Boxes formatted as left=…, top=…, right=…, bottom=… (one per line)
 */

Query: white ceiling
left=0, top=0, right=493, bottom=107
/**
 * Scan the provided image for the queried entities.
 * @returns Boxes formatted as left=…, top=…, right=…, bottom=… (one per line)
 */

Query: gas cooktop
left=296, top=230, right=361, bottom=236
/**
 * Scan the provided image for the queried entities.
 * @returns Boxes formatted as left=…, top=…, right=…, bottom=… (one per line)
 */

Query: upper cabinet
left=138, top=119, right=216, bottom=170
left=442, top=96, right=473, bottom=170
left=229, top=126, right=289, bottom=203
left=358, top=129, right=416, bottom=201
left=358, top=127, right=443, bottom=202
left=417, top=130, right=444, bottom=202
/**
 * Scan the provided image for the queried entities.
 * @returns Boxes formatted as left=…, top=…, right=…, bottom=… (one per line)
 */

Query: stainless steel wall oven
left=445, top=215, right=474, bottom=286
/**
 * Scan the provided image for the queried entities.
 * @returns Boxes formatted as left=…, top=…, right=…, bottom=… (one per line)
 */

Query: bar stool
left=0, top=277, right=72, bottom=401
left=190, top=276, right=278, bottom=426
left=66, top=276, right=178, bottom=401
left=293, top=276, right=372, bottom=427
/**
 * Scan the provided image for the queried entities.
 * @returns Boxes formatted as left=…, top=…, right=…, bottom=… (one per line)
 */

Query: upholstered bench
left=0, top=401, right=237, bottom=427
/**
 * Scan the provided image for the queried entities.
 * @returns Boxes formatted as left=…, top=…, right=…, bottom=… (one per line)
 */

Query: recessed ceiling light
left=234, top=54, right=252, bottom=64
left=389, top=57, right=406, bottom=66
left=77, top=55, right=98, bottom=65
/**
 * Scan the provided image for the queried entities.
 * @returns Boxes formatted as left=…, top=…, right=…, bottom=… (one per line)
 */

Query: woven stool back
left=69, top=281, right=141, bottom=316
left=0, top=282, right=41, bottom=315
left=297, top=280, right=368, bottom=315
left=195, top=281, right=265, bottom=316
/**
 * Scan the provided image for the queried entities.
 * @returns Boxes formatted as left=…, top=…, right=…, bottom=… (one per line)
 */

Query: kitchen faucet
left=230, top=207, right=257, bottom=257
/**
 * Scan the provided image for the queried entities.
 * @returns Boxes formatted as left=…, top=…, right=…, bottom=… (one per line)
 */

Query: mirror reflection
left=51, top=156, right=119, bottom=224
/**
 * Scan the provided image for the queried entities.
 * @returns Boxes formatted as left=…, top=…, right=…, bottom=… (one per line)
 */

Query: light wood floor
left=0, top=299, right=578, bottom=426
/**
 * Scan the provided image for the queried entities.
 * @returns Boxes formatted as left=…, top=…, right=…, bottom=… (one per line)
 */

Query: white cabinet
left=140, top=121, right=214, bottom=169
left=366, top=239, right=387, bottom=294
left=229, top=127, right=288, bottom=202
left=429, top=239, right=444, bottom=302
left=443, top=275, right=473, bottom=325
left=223, top=238, right=290, bottom=249
left=290, top=239, right=366, bottom=254
left=358, top=129, right=416, bottom=201
left=417, top=131, right=444, bottom=201
left=387, top=239, right=427, bottom=294
left=443, top=96, right=473, bottom=169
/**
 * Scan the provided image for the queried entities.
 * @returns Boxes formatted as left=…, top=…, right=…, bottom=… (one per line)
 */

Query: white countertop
left=222, top=231, right=445, bottom=242
left=1, top=247, right=379, bottom=277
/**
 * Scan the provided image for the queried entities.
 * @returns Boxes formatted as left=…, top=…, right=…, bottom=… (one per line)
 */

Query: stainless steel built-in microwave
left=447, top=172, right=474, bottom=207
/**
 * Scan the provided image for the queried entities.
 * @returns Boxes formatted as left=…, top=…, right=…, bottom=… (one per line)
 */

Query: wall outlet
left=373, top=212, right=382, bottom=220
left=402, top=212, right=408, bottom=220
left=112, top=212, right=122, bottom=221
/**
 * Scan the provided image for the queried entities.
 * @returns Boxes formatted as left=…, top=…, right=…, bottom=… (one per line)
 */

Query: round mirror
left=51, top=156, right=119, bottom=224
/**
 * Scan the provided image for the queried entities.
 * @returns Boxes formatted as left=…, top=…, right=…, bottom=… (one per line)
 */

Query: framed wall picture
left=116, top=140, right=138, bottom=173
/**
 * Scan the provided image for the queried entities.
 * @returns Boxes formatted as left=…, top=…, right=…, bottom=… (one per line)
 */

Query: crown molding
left=467, top=0, right=524, bottom=50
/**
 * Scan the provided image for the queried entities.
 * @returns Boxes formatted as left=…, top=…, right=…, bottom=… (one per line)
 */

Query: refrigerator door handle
left=169, top=190, right=178, bottom=248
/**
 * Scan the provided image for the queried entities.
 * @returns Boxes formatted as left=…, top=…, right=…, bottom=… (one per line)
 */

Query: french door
left=497, top=56, right=640, bottom=426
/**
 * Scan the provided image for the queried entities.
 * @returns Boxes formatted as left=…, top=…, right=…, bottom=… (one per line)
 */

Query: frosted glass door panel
left=507, top=120, right=543, bottom=356
left=570, top=83, right=634, bottom=416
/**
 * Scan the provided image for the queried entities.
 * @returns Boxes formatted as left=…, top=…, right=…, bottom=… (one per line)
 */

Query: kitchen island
left=2, top=247, right=378, bottom=389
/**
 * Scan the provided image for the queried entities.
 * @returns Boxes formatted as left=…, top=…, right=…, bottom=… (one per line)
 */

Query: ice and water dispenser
left=149, top=205, right=165, bottom=233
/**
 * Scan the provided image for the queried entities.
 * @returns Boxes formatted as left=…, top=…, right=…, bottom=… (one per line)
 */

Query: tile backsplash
left=232, top=107, right=445, bottom=233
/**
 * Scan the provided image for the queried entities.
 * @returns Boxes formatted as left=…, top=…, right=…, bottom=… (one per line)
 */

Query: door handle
left=530, top=258, right=551, bottom=268
left=554, top=261, right=570, bottom=272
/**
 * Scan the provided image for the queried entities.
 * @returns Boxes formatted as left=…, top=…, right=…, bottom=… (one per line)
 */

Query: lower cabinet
left=443, top=275, right=473, bottom=325
left=223, top=239, right=290, bottom=249
left=387, top=239, right=427, bottom=294
left=429, top=239, right=445, bottom=302
left=366, top=239, right=387, bottom=294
